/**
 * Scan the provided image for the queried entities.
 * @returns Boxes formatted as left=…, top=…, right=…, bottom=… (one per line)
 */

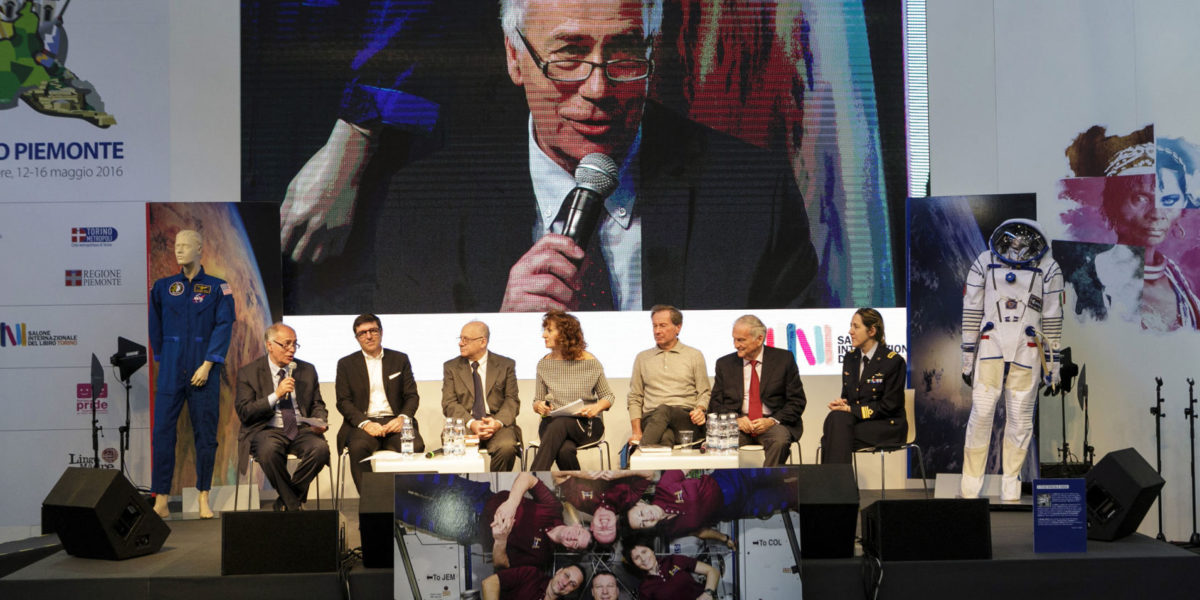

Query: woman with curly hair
left=530, top=311, right=615, bottom=470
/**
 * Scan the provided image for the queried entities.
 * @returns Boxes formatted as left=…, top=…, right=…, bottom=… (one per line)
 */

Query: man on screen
left=627, top=304, right=709, bottom=446
left=374, top=0, right=818, bottom=313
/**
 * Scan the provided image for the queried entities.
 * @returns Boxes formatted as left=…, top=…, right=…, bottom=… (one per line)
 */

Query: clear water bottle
left=453, top=418, right=466, bottom=455
left=401, top=421, right=415, bottom=457
left=705, top=413, right=718, bottom=452
left=442, top=417, right=455, bottom=455
left=724, top=413, right=739, bottom=455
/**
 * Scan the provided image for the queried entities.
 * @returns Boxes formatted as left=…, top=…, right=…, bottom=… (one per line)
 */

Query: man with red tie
left=709, top=314, right=806, bottom=466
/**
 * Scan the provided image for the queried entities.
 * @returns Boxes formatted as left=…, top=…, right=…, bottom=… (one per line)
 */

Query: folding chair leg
left=879, top=452, right=887, bottom=499
left=913, top=445, right=930, bottom=498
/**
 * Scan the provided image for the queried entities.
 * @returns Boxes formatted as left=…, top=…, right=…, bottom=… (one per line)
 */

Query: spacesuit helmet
left=989, top=218, right=1048, bottom=267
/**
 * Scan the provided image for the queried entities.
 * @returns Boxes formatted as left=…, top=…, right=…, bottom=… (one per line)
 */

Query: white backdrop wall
left=0, top=0, right=240, bottom=543
left=929, top=0, right=1200, bottom=540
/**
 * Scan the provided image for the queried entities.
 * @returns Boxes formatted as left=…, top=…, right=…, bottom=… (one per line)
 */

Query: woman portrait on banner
left=1100, top=174, right=1200, bottom=331
left=623, top=536, right=721, bottom=600
left=530, top=311, right=615, bottom=470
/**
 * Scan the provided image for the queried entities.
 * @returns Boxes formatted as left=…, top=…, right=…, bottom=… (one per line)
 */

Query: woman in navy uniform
left=148, top=230, right=235, bottom=518
left=820, top=308, right=906, bottom=464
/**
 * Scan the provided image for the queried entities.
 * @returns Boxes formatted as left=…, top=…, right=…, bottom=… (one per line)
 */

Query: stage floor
left=2, top=491, right=1198, bottom=600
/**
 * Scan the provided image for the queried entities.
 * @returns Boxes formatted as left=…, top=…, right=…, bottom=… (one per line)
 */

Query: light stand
left=1151, top=377, right=1166, bottom=541
left=109, top=336, right=146, bottom=477
left=1079, top=365, right=1094, bottom=467
left=1185, top=378, right=1199, bottom=547
left=1054, top=348, right=1080, bottom=465
left=89, top=354, right=104, bottom=469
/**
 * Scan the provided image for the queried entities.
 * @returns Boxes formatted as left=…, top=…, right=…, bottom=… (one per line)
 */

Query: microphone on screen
left=559, top=153, right=620, bottom=251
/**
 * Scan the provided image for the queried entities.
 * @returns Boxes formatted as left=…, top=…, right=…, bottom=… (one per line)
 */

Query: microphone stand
left=1058, top=383, right=1072, bottom=465
left=1186, top=378, right=1199, bottom=546
left=118, top=374, right=133, bottom=476
left=91, top=382, right=102, bottom=469
left=1080, top=367, right=1094, bottom=467
left=1151, top=377, right=1166, bottom=541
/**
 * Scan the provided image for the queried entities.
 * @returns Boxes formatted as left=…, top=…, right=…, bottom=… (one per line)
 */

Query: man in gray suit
left=442, top=321, right=522, bottom=471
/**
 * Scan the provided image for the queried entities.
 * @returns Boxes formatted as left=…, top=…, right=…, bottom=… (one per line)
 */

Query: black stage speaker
left=41, top=467, right=170, bottom=560
left=359, top=471, right=394, bottom=569
left=1085, top=447, right=1165, bottom=541
left=221, top=510, right=338, bottom=575
left=795, top=464, right=859, bottom=558
left=861, top=498, right=991, bottom=561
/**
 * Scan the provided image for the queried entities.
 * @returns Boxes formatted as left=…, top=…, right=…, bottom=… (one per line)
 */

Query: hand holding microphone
left=501, top=154, right=619, bottom=312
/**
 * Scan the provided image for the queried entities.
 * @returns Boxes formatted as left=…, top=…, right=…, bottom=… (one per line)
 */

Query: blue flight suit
left=148, top=266, right=235, bottom=494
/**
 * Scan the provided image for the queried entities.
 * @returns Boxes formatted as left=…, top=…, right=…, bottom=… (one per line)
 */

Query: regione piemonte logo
left=64, top=268, right=121, bottom=286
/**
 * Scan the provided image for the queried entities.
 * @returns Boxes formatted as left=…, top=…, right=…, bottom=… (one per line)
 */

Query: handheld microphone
left=285, top=362, right=296, bottom=400
left=559, top=153, right=619, bottom=251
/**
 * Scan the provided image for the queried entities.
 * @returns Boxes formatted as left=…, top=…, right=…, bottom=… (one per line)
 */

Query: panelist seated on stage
left=530, top=311, right=615, bottom=470
left=627, top=304, right=710, bottom=447
left=708, top=314, right=806, bottom=466
left=820, top=308, right=906, bottom=464
left=235, top=323, right=331, bottom=511
left=441, top=320, right=523, bottom=471
left=335, top=313, right=425, bottom=492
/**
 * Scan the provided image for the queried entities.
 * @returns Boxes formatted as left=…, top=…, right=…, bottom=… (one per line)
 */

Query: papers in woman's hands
left=549, top=399, right=588, bottom=417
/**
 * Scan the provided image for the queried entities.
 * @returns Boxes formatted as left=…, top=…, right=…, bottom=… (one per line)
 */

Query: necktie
left=748, top=359, right=762, bottom=420
left=575, top=231, right=613, bottom=310
left=471, top=361, right=486, bottom=420
left=278, top=367, right=298, bottom=440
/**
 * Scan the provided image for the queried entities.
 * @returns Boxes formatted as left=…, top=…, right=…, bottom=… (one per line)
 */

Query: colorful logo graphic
left=76, top=382, right=108, bottom=414
left=71, top=226, right=119, bottom=245
left=1, top=321, right=25, bottom=346
left=768, top=323, right=837, bottom=367
left=1, top=0, right=115, bottom=127
left=0, top=321, right=76, bottom=347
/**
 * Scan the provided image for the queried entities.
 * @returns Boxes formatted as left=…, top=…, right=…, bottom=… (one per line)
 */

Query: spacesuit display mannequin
left=961, top=219, right=1063, bottom=501
left=148, top=230, right=235, bottom=518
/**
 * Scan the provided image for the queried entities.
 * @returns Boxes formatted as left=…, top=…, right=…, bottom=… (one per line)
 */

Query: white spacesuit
left=961, top=219, right=1064, bottom=501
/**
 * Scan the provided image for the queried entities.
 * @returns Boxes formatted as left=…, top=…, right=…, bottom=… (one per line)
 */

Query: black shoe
left=273, top=497, right=285, bottom=512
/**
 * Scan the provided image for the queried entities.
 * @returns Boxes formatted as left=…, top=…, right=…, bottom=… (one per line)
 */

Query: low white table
left=629, top=451, right=740, bottom=470
left=368, top=450, right=487, bottom=473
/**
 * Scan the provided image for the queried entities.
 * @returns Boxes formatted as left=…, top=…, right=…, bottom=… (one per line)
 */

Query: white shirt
left=528, top=115, right=643, bottom=310
left=740, top=347, right=772, bottom=417
left=266, top=358, right=292, bottom=429
left=363, top=350, right=394, bottom=419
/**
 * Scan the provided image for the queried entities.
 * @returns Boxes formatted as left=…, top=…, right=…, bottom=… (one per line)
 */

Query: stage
left=2, top=491, right=1198, bottom=600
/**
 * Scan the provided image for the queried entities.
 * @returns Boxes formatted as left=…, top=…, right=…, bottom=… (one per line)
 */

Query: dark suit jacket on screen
left=373, top=101, right=820, bottom=312
left=709, top=345, right=806, bottom=441
left=334, top=348, right=421, bottom=452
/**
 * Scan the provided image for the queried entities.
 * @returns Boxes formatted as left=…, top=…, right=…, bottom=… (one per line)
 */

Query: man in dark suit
left=334, top=314, right=424, bottom=492
left=709, top=314, right=806, bottom=466
left=441, top=320, right=522, bottom=471
left=373, top=0, right=818, bottom=313
left=235, top=323, right=330, bottom=511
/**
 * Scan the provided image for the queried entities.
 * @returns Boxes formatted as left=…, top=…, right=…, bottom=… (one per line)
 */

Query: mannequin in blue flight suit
left=149, top=230, right=235, bottom=519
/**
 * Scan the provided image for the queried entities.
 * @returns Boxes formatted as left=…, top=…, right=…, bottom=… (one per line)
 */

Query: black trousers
left=249, top=427, right=330, bottom=510
left=820, top=411, right=906, bottom=464
left=531, top=416, right=603, bottom=470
